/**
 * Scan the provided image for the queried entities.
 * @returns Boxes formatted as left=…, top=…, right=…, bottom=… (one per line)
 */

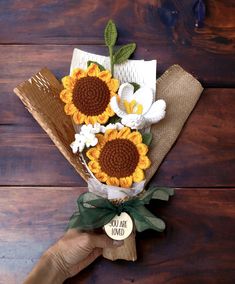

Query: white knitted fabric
left=70, top=48, right=157, bottom=94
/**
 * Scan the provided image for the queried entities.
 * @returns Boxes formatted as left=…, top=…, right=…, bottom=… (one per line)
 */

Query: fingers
left=76, top=248, right=102, bottom=273
left=89, top=234, right=124, bottom=249
left=66, top=229, right=124, bottom=249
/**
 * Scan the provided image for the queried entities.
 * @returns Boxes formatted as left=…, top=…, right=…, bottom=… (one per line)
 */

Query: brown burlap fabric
left=14, top=64, right=203, bottom=261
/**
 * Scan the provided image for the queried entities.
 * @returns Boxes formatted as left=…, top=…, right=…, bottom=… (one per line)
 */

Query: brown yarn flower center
left=98, top=139, right=139, bottom=178
left=72, top=76, right=110, bottom=116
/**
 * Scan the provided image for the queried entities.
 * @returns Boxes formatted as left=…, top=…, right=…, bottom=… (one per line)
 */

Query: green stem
left=109, top=46, right=114, bottom=76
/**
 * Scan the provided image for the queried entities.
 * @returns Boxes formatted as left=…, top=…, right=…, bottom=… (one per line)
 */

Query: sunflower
left=60, top=63, right=119, bottom=125
left=86, top=127, right=151, bottom=188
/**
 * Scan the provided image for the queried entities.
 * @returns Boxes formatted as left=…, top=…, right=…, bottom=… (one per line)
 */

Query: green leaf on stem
left=104, top=20, right=117, bottom=47
left=113, top=43, right=136, bottom=64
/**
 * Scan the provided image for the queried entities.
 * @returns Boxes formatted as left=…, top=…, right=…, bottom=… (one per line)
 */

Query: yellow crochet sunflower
left=86, top=127, right=151, bottom=188
left=60, top=63, right=119, bottom=125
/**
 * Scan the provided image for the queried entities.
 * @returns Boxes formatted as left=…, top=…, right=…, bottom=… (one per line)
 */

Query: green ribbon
left=68, top=187, right=174, bottom=233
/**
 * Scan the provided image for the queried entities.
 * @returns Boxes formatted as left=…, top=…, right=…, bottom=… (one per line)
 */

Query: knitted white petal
left=110, top=96, right=127, bottom=118
left=144, top=99, right=166, bottom=125
left=132, top=87, right=155, bottom=114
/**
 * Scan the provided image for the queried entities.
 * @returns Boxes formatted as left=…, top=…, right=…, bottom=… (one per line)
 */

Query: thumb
left=89, top=234, right=124, bottom=249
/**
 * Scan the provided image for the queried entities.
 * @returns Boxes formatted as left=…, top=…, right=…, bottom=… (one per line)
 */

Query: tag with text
left=104, top=212, right=133, bottom=240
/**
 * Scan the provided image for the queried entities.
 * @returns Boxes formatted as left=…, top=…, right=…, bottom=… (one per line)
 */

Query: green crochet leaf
left=113, top=43, right=136, bottom=64
left=107, top=115, right=122, bottom=124
left=87, top=61, right=105, bottom=71
left=129, top=82, right=140, bottom=92
left=104, top=20, right=117, bottom=47
left=142, top=132, right=153, bottom=146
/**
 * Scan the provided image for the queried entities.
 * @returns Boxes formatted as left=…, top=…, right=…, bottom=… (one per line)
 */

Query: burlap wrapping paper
left=14, top=64, right=203, bottom=261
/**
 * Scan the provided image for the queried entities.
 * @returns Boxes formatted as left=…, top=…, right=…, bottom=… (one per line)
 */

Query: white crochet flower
left=100, top=122, right=124, bottom=133
left=110, top=83, right=166, bottom=129
left=70, top=134, right=86, bottom=153
left=80, top=123, right=101, bottom=135
left=71, top=125, right=99, bottom=153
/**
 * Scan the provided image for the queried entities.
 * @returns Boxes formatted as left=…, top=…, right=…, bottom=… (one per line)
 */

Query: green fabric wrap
left=68, top=187, right=174, bottom=233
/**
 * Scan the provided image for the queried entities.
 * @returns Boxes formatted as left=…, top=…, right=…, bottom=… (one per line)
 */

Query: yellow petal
left=117, top=127, right=131, bottom=138
left=104, top=129, right=118, bottom=141
left=120, top=176, right=133, bottom=188
left=61, top=76, right=75, bottom=90
left=124, top=100, right=131, bottom=114
left=106, top=177, right=120, bottom=186
left=88, top=160, right=100, bottom=173
left=96, top=134, right=106, bottom=149
left=136, top=104, right=143, bottom=114
left=84, top=116, right=97, bottom=125
left=128, top=131, right=142, bottom=145
left=71, top=68, right=86, bottom=80
left=132, top=168, right=145, bottom=183
left=73, top=111, right=85, bottom=124
left=107, top=78, right=119, bottom=92
left=60, top=89, right=73, bottom=103
left=64, top=103, right=77, bottom=115
left=95, top=172, right=108, bottom=182
left=86, top=148, right=100, bottom=161
left=87, top=63, right=100, bottom=77
left=98, top=70, right=112, bottom=83
left=130, top=100, right=137, bottom=113
left=106, top=105, right=115, bottom=116
left=97, top=113, right=109, bottom=124
left=136, top=143, right=148, bottom=156
left=110, top=91, right=117, bottom=98
left=138, top=156, right=151, bottom=170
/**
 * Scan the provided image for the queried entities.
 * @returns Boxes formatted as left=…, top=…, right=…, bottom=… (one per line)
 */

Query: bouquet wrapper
left=14, top=64, right=203, bottom=261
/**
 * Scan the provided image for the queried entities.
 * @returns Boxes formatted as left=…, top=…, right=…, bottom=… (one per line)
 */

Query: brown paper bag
left=14, top=65, right=203, bottom=261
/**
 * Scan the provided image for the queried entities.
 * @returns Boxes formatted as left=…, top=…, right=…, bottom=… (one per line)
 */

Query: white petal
left=80, top=124, right=93, bottom=135
left=144, top=99, right=166, bottom=125
left=118, top=83, right=135, bottom=110
left=78, top=143, right=85, bottom=152
left=75, top=133, right=81, bottom=140
left=74, top=133, right=86, bottom=144
left=121, top=114, right=146, bottom=129
left=90, top=137, right=98, bottom=146
left=110, top=96, right=127, bottom=118
left=92, top=123, right=101, bottom=134
left=100, top=126, right=106, bottom=133
left=105, top=123, right=116, bottom=130
left=115, top=122, right=124, bottom=130
left=132, top=87, right=155, bottom=114
left=118, top=82, right=134, bottom=97
left=70, top=142, right=78, bottom=154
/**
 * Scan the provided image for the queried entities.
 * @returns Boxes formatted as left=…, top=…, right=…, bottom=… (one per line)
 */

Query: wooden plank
left=0, top=187, right=234, bottom=283
left=0, top=88, right=234, bottom=187
left=0, top=43, right=234, bottom=89
left=0, top=1, right=234, bottom=52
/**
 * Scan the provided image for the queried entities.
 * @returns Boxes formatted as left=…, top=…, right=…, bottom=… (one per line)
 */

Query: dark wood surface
left=0, top=1, right=235, bottom=283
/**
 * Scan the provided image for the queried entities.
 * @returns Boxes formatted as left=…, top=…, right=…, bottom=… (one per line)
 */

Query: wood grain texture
left=0, top=0, right=234, bottom=54
left=1, top=89, right=234, bottom=187
left=0, top=187, right=234, bottom=284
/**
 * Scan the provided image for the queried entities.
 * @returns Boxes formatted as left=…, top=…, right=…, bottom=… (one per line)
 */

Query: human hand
left=47, top=229, right=123, bottom=280
left=24, top=229, right=123, bottom=284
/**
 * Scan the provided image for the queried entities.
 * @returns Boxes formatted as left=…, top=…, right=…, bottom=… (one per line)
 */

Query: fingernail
left=113, top=240, right=124, bottom=246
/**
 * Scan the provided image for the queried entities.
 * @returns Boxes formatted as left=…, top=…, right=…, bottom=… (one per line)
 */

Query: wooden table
left=0, top=1, right=235, bottom=283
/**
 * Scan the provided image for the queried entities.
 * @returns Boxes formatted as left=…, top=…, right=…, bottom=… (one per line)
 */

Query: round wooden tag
left=104, top=212, right=133, bottom=240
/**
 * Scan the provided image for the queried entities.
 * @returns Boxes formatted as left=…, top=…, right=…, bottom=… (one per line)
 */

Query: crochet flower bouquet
left=14, top=20, right=203, bottom=261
